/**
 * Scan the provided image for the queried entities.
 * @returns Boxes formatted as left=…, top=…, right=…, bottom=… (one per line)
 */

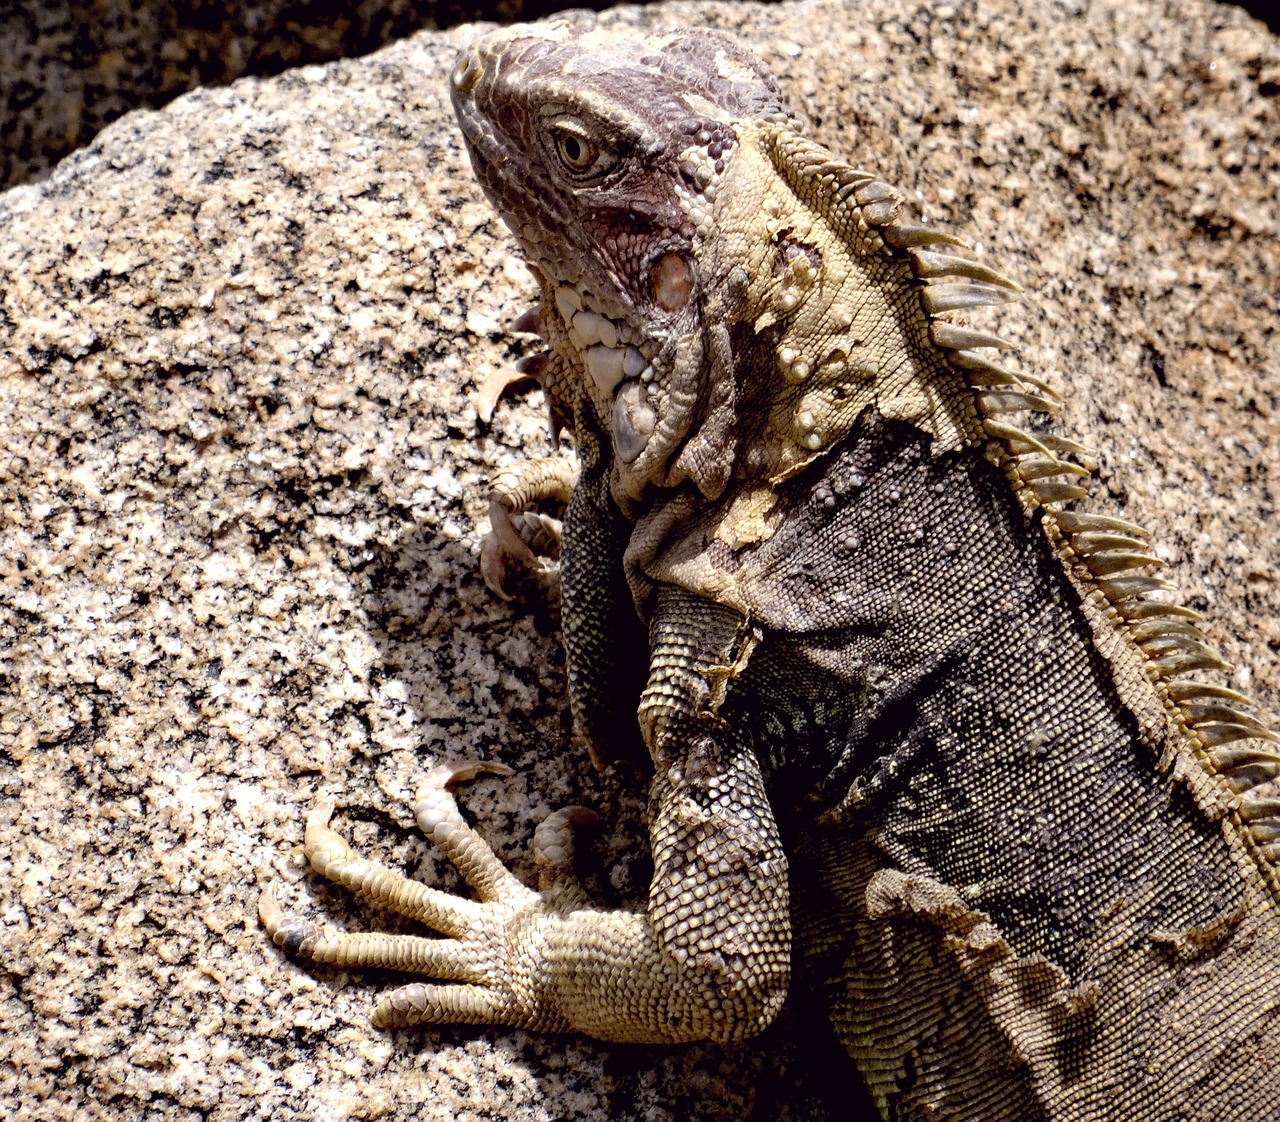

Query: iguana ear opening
left=652, top=253, right=693, bottom=312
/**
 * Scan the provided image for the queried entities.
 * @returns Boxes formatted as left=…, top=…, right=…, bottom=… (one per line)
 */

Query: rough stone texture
left=0, top=1, right=1276, bottom=1120
left=0, top=0, right=605, bottom=192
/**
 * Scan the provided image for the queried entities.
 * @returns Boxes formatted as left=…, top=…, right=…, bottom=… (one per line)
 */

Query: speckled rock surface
left=1, top=1, right=1277, bottom=1119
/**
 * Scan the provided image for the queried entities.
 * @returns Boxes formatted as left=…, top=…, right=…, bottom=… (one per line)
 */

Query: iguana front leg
left=479, top=455, right=576, bottom=601
left=261, top=588, right=790, bottom=1043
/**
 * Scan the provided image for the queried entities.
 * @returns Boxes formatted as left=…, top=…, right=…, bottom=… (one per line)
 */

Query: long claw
left=423, top=759, right=514, bottom=790
left=413, top=762, right=531, bottom=903
left=475, top=366, right=539, bottom=423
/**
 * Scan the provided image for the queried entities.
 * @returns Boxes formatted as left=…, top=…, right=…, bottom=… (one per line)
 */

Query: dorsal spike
left=922, top=282, right=1020, bottom=315
left=1084, top=551, right=1165, bottom=576
left=1186, top=706, right=1277, bottom=739
left=1165, top=680, right=1251, bottom=704
left=1098, top=575, right=1177, bottom=601
left=910, top=249, right=1023, bottom=292
left=978, top=390, right=1063, bottom=416
left=1037, top=433, right=1094, bottom=462
left=983, top=421, right=1050, bottom=456
left=1239, top=793, right=1280, bottom=822
left=1143, top=634, right=1226, bottom=660
left=1017, top=455, right=1091, bottom=481
left=1031, top=480, right=1088, bottom=504
left=1071, top=531, right=1152, bottom=554
left=929, top=322, right=1019, bottom=352
left=1126, top=618, right=1208, bottom=644
left=1055, top=511, right=1151, bottom=539
left=1015, top=373, right=1065, bottom=403
left=966, top=366, right=1023, bottom=389
left=1152, top=647, right=1232, bottom=677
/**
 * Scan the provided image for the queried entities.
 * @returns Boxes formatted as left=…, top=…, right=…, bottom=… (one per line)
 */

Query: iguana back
left=718, top=409, right=1277, bottom=1117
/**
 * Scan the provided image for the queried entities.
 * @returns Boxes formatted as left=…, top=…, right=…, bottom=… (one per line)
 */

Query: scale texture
left=263, top=21, right=1280, bottom=1119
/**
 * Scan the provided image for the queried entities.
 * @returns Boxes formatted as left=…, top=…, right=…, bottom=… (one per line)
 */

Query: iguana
left=261, top=21, right=1280, bottom=1118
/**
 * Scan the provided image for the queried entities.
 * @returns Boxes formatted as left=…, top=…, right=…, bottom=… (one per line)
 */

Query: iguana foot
left=260, top=760, right=595, bottom=1030
left=480, top=456, right=576, bottom=600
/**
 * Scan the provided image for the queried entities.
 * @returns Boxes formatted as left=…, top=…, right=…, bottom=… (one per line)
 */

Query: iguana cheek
left=613, top=380, right=656, bottom=462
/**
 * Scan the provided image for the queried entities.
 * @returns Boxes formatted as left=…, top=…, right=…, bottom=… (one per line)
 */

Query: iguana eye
left=551, top=127, right=598, bottom=173
left=555, top=131, right=593, bottom=169
left=541, top=117, right=620, bottom=181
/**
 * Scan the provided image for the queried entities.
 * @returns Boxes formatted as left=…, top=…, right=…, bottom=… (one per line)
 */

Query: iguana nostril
left=451, top=51, right=480, bottom=94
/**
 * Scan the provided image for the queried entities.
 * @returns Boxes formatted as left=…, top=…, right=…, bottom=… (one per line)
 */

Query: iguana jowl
left=262, top=22, right=1280, bottom=1118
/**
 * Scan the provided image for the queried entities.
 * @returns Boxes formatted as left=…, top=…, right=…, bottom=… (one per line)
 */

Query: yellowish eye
left=553, top=130, right=595, bottom=172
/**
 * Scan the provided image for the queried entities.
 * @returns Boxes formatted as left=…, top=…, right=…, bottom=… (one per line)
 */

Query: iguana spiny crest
left=451, top=21, right=1280, bottom=887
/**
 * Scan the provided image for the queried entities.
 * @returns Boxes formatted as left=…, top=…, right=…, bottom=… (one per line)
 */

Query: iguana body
left=262, top=22, right=1280, bottom=1118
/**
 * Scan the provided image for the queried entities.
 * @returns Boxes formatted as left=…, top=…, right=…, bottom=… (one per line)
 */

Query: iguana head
left=451, top=21, right=799, bottom=503
left=452, top=22, right=1033, bottom=509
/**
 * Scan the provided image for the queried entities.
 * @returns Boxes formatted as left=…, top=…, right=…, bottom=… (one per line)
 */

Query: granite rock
left=1, top=2, right=1277, bottom=1120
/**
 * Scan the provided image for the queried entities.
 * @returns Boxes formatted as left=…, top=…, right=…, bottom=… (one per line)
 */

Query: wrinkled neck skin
left=546, top=167, right=750, bottom=517
left=564, top=118, right=973, bottom=556
left=539, top=282, right=714, bottom=516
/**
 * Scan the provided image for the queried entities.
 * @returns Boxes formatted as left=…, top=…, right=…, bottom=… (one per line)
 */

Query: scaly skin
left=263, top=22, right=1280, bottom=1119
